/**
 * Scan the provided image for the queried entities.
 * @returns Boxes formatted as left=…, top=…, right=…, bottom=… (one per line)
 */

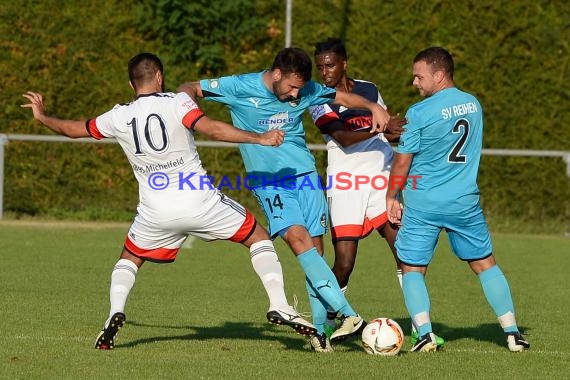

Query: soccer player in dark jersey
left=310, top=38, right=444, bottom=348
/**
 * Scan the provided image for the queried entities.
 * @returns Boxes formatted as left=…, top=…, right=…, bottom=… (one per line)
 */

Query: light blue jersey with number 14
left=200, top=72, right=336, bottom=187
left=397, top=87, right=484, bottom=214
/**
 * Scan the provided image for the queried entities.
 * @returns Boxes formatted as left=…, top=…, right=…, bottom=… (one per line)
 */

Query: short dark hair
left=128, top=53, right=164, bottom=90
left=270, top=47, right=312, bottom=81
left=414, top=47, right=454, bottom=79
left=314, top=37, right=348, bottom=60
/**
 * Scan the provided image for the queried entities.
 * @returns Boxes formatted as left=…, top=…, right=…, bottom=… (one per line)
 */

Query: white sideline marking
left=15, top=335, right=87, bottom=342
left=448, top=348, right=569, bottom=357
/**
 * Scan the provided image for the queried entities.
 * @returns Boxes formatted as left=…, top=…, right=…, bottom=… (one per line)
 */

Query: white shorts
left=327, top=188, right=388, bottom=242
left=124, top=189, right=255, bottom=262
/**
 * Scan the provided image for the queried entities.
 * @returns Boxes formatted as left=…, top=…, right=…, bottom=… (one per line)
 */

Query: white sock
left=396, top=269, right=403, bottom=288
left=250, top=240, right=289, bottom=310
left=109, top=259, right=138, bottom=318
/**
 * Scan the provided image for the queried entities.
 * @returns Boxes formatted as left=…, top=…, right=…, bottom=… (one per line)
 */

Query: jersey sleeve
left=302, top=80, right=337, bottom=107
left=397, top=107, right=422, bottom=154
left=86, top=109, right=115, bottom=140
left=376, top=90, right=387, bottom=110
left=175, top=92, right=205, bottom=130
left=199, top=76, right=239, bottom=104
left=309, top=104, right=340, bottom=133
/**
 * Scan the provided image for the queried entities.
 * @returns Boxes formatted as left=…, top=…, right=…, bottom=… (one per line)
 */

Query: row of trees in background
left=1, top=0, right=568, bottom=230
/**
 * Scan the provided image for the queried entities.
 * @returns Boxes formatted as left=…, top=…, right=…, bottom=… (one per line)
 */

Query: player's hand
left=259, top=129, right=285, bottom=147
left=385, top=114, right=407, bottom=136
left=370, top=104, right=390, bottom=133
left=21, top=91, right=46, bottom=120
left=386, top=197, right=403, bottom=226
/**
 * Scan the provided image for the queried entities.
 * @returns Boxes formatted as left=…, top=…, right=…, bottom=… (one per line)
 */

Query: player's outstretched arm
left=318, top=106, right=406, bottom=148
left=194, top=116, right=284, bottom=147
left=333, top=91, right=390, bottom=132
left=21, top=92, right=90, bottom=138
left=322, top=120, right=380, bottom=148
left=177, top=81, right=204, bottom=101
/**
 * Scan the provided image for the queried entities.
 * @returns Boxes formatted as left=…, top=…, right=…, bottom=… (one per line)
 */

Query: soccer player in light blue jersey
left=386, top=47, right=529, bottom=353
left=179, top=47, right=390, bottom=352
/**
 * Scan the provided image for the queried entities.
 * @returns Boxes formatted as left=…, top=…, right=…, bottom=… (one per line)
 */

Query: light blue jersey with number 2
left=398, top=87, right=484, bottom=214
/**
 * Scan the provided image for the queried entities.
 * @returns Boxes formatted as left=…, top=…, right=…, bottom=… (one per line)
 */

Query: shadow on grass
left=119, top=318, right=531, bottom=352
left=431, top=322, right=532, bottom=348
left=390, top=317, right=531, bottom=349
left=118, top=320, right=308, bottom=350
left=331, top=319, right=532, bottom=354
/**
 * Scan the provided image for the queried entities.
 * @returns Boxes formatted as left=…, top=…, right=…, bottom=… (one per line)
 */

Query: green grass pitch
left=1, top=220, right=568, bottom=379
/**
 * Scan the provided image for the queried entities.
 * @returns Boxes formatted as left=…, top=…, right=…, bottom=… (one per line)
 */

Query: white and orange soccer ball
left=361, top=317, right=404, bottom=356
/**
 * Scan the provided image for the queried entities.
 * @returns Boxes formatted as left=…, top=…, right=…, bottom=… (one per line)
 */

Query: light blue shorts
left=252, top=172, right=328, bottom=239
left=395, top=204, right=493, bottom=266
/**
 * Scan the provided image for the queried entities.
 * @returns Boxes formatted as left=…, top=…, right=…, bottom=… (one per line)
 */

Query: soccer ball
left=361, top=318, right=404, bottom=356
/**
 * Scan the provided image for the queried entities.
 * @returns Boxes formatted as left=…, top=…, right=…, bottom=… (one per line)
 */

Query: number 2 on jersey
left=448, top=119, right=469, bottom=163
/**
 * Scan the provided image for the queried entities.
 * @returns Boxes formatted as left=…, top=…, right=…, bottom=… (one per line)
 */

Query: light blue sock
left=402, top=272, right=432, bottom=337
left=305, top=277, right=327, bottom=334
left=478, top=265, right=518, bottom=333
left=297, top=248, right=356, bottom=317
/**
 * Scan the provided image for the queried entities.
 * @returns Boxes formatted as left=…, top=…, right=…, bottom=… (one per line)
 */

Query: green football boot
left=411, top=329, right=445, bottom=348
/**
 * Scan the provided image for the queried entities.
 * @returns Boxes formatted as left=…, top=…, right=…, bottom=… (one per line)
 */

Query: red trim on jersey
left=124, top=236, right=179, bottom=263
left=229, top=210, right=256, bottom=243
left=182, top=108, right=205, bottom=129
left=314, top=111, right=340, bottom=131
left=331, top=212, right=389, bottom=241
left=86, top=119, right=105, bottom=140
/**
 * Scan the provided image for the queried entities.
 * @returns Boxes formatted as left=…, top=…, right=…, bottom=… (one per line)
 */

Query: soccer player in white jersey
left=179, top=47, right=391, bottom=352
left=22, top=53, right=318, bottom=350
left=310, top=38, right=444, bottom=348
left=387, top=47, right=529, bottom=352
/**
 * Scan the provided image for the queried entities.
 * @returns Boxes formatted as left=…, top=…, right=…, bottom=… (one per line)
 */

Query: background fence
left=1, top=134, right=568, bottom=226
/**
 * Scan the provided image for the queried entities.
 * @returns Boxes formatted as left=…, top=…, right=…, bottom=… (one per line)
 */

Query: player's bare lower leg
left=331, top=240, right=358, bottom=288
